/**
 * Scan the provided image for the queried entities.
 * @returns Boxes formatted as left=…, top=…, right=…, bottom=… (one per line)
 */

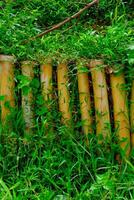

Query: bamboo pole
left=21, top=61, right=34, bottom=132
left=110, top=72, right=130, bottom=157
left=77, top=66, right=92, bottom=135
left=40, top=63, right=53, bottom=102
left=130, top=80, right=134, bottom=149
left=0, top=55, right=15, bottom=122
left=57, top=63, right=71, bottom=125
left=40, top=63, right=53, bottom=133
left=90, top=60, right=111, bottom=143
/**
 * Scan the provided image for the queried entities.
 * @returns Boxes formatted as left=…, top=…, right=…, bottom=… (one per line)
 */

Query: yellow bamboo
left=57, top=63, right=71, bottom=125
left=21, top=61, right=34, bottom=132
left=40, top=63, right=53, bottom=102
left=0, top=55, right=15, bottom=122
left=130, top=80, right=134, bottom=149
left=110, top=72, right=130, bottom=157
left=90, top=59, right=111, bottom=143
left=77, top=66, right=92, bottom=135
left=40, top=63, right=53, bottom=133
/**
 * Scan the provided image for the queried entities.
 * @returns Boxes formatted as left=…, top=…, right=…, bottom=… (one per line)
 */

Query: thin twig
left=23, top=0, right=99, bottom=44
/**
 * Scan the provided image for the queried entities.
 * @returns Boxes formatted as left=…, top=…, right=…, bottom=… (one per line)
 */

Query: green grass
left=0, top=100, right=134, bottom=199
left=0, top=59, right=134, bottom=200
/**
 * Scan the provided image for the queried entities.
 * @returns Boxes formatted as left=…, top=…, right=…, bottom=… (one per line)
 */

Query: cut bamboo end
left=0, top=55, right=15, bottom=63
left=21, top=61, right=35, bottom=132
left=110, top=72, right=130, bottom=157
left=40, top=63, right=53, bottom=101
left=21, top=61, right=35, bottom=77
left=77, top=67, right=92, bottom=135
left=57, top=63, right=71, bottom=125
left=0, top=55, right=15, bottom=122
left=130, top=80, right=134, bottom=149
left=90, top=59, right=111, bottom=142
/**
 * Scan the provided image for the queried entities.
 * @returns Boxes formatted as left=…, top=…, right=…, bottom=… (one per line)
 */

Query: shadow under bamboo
left=77, top=65, right=92, bottom=136
left=130, top=80, right=134, bottom=149
left=57, top=63, right=71, bottom=125
left=0, top=55, right=15, bottom=122
left=21, top=61, right=35, bottom=133
left=90, top=60, right=111, bottom=143
left=110, top=72, right=130, bottom=158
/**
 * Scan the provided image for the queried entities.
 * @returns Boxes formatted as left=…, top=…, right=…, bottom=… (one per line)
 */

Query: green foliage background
left=0, top=0, right=134, bottom=199
left=0, top=0, right=133, bottom=66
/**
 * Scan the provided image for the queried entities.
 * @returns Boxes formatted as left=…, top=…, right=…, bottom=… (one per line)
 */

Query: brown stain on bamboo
left=110, top=72, right=130, bottom=157
left=77, top=67, right=92, bottom=136
left=57, top=63, right=71, bottom=125
left=21, top=61, right=34, bottom=132
left=130, top=80, right=134, bottom=149
left=90, top=60, right=111, bottom=143
left=0, top=55, right=15, bottom=122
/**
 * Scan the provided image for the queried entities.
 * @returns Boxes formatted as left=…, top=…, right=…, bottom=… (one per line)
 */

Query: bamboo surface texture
left=110, top=73, right=130, bottom=157
left=41, top=63, right=53, bottom=101
left=77, top=68, right=92, bottom=135
left=0, top=55, right=15, bottom=122
left=21, top=61, right=34, bottom=131
left=90, top=60, right=111, bottom=142
left=40, top=63, right=53, bottom=133
left=57, top=63, right=71, bottom=125
left=130, top=80, right=134, bottom=149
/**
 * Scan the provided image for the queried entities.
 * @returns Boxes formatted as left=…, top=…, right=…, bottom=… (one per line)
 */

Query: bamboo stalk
left=40, top=63, right=53, bottom=102
left=40, top=63, right=53, bottom=133
left=77, top=66, right=92, bottom=135
left=0, top=55, right=15, bottom=122
left=90, top=60, right=111, bottom=143
left=110, top=72, right=130, bottom=157
left=57, top=63, right=71, bottom=125
left=21, top=61, right=34, bottom=132
left=130, top=80, right=134, bottom=149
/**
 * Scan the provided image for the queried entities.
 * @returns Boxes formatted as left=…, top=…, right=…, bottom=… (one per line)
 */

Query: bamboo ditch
left=0, top=55, right=15, bottom=122
left=57, top=63, right=71, bottom=125
left=130, top=80, right=134, bottom=149
left=110, top=71, right=130, bottom=157
left=21, top=61, right=35, bottom=133
left=90, top=60, right=111, bottom=143
left=77, top=65, right=92, bottom=136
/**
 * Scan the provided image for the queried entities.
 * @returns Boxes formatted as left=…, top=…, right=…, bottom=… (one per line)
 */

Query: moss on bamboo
left=21, top=61, right=35, bottom=132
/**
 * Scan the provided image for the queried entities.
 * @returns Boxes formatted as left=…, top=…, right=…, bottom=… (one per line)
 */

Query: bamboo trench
left=21, top=61, right=35, bottom=132
left=90, top=60, right=111, bottom=143
left=130, top=80, right=134, bottom=149
left=77, top=65, right=92, bottom=136
left=110, top=72, right=130, bottom=157
left=57, top=63, right=71, bottom=125
left=0, top=55, right=15, bottom=122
